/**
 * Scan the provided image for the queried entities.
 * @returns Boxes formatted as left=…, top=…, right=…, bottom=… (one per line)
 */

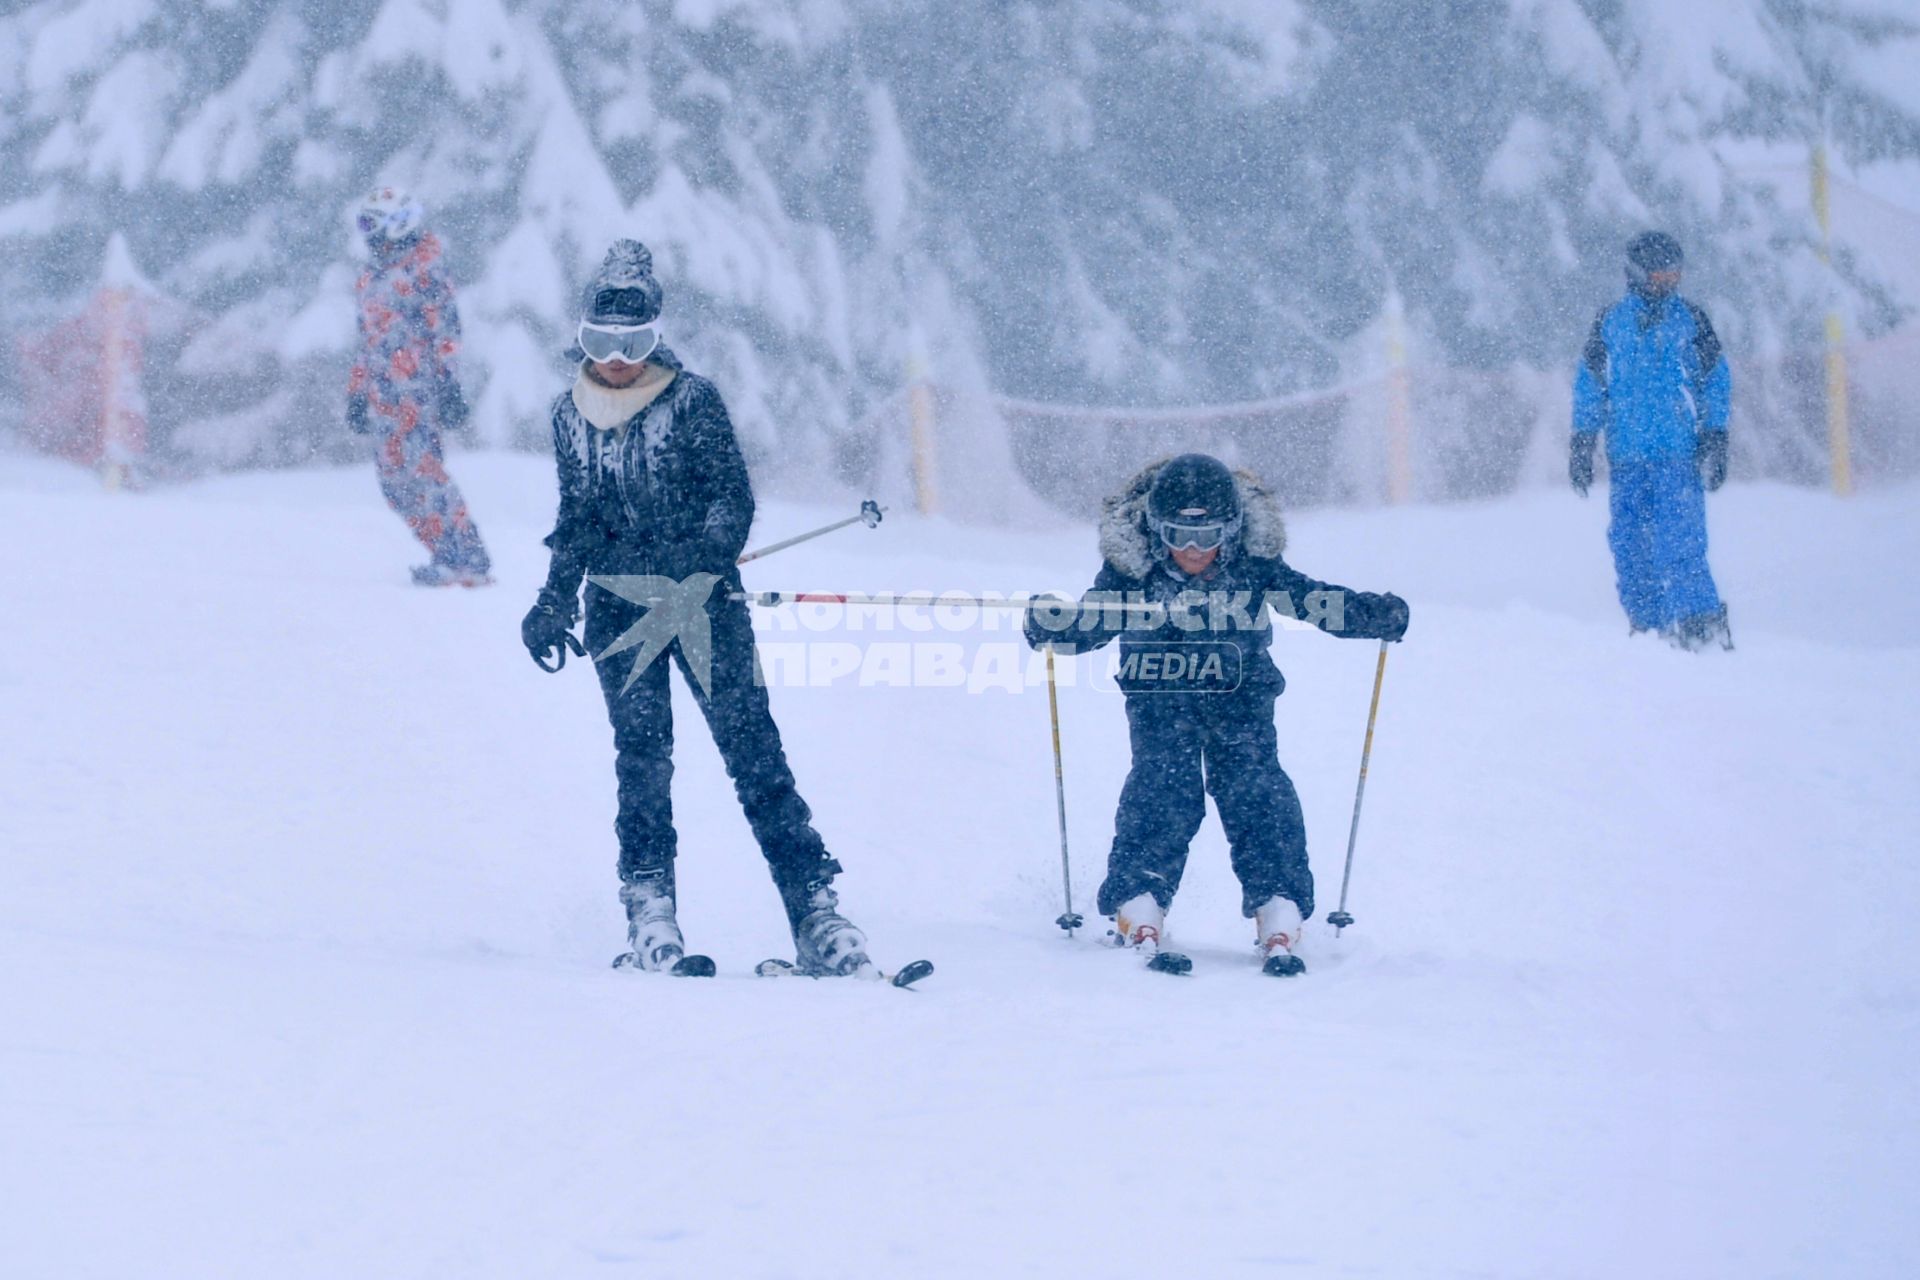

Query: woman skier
left=520, top=239, right=876, bottom=978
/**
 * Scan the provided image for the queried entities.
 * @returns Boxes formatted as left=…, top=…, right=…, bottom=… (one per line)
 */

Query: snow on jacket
left=1573, top=291, right=1730, bottom=462
left=348, top=232, right=461, bottom=428
left=1028, top=458, right=1403, bottom=694
left=538, top=343, right=755, bottom=609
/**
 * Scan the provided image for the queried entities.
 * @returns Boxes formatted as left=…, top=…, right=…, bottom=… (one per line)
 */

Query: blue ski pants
left=1607, top=459, right=1721, bottom=632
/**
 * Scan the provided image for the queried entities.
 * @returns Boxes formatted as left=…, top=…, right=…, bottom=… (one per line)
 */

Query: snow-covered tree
left=1, top=0, right=1915, bottom=490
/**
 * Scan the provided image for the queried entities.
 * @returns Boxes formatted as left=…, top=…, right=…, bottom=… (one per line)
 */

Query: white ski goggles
left=577, top=320, right=661, bottom=366
left=1158, top=517, right=1234, bottom=552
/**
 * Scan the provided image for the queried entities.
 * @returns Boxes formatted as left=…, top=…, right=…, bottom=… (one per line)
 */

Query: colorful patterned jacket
left=349, top=232, right=461, bottom=433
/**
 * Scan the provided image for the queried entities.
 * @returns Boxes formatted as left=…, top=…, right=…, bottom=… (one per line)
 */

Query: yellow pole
left=1385, top=292, right=1412, bottom=504
left=906, top=350, right=940, bottom=515
left=1824, top=313, right=1851, bottom=496
left=1812, top=141, right=1852, bottom=496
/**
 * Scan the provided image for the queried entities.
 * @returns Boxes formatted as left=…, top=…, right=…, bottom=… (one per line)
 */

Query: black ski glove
left=438, top=377, right=470, bottom=431
left=1696, top=430, right=1728, bottom=492
left=1569, top=433, right=1597, bottom=497
left=521, top=592, right=577, bottom=668
left=1374, top=592, right=1410, bottom=643
left=1023, top=593, right=1077, bottom=652
left=346, top=394, right=371, bottom=435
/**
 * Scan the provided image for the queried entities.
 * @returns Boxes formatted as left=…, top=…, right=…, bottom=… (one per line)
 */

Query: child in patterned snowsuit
left=347, top=189, right=491, bottom=587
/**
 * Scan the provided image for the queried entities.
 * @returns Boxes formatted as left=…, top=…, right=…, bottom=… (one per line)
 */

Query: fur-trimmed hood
left=1097, top=457, right=1287, bottom=579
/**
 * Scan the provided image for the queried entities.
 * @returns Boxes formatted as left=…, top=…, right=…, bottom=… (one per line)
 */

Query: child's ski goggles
left=1157, top=517, right=1235, bottom=552
left=577, top=321, right=661, bottom=365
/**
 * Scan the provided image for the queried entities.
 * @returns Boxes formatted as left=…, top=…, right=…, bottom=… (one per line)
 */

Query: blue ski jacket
left=1573, top=292, right=1730, bottom=462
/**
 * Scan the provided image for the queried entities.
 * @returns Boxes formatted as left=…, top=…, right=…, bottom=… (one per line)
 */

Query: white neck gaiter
left=570, top=363, right=677, bottom=431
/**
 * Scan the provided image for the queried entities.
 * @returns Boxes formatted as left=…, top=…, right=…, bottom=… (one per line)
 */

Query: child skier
left=1024, top=454, right=1409, bottom=975
left=520, top=239, right=875, bottom=978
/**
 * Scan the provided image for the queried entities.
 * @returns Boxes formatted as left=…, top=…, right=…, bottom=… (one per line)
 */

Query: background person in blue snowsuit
left=1023, top=454, right=1409, bottom=976
left=1571, top=231, right=1733, bottom=650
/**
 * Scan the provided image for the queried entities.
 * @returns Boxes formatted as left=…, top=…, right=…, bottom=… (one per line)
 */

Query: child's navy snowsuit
left=1026, top=460, right=1407, bottom=920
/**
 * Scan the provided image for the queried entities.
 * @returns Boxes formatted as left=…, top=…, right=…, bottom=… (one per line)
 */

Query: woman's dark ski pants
left=584, top=575, right=838, bottom=919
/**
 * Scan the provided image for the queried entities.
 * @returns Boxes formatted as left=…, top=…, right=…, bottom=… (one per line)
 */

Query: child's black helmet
left=1147, top=454, right=1242, bottom=558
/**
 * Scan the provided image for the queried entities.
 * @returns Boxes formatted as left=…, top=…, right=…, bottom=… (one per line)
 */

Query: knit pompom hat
left=582, top=239, right=664, bottom=326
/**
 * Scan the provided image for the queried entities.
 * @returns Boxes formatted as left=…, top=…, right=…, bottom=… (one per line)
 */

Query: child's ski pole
left=1045, top=645, right=1084, bottom=937
left=1328, top=640, right=1391, bottom=935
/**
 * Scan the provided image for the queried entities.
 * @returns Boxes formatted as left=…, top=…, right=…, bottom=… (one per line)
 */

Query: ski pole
left=734, top=500, right=883, bottom=565
left=1045, top=644, right=1084, bottom=937
left=1328, top=639, right=1391, bottom=936
left=735, top=591, right=1036, bottom=609
left=731, top=591, right=1165, bottom=615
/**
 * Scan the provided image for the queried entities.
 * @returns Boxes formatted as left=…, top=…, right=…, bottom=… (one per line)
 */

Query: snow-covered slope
left=3, top=453, right=1917, bottom=1276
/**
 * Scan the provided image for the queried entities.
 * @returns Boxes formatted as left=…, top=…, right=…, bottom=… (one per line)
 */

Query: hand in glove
left=346, top=394, right=372, bottom=435
left=1375, top=592, right=1410, bottom=642
left=1023, top=593, right=1077, bottom=651
left=1696, top=430, right=1728, bottom=492
left=1569, top=433, right=1597, bottom=497
left=521, top=593, right=577, bottom=668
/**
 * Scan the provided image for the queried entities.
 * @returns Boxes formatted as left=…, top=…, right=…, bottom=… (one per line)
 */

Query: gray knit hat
left=581, top=239, right=665, bottom=326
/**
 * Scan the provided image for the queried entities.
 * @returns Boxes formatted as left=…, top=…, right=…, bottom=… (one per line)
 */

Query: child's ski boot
left=1254, top=895, right=1306, bottom=977
left=1113, top=893, right=1190, bottom=975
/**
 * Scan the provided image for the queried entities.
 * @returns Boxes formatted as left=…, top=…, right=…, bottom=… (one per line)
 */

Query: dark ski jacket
left=1026, top=459, right=1404, bottom=695
left=537, top=344, right=754, bottom=612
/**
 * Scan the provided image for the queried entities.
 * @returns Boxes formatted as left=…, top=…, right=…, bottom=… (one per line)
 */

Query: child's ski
left=1144, top=949, right=1192, bottom=975
left=1262, top=953, right=1305, bottom=977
